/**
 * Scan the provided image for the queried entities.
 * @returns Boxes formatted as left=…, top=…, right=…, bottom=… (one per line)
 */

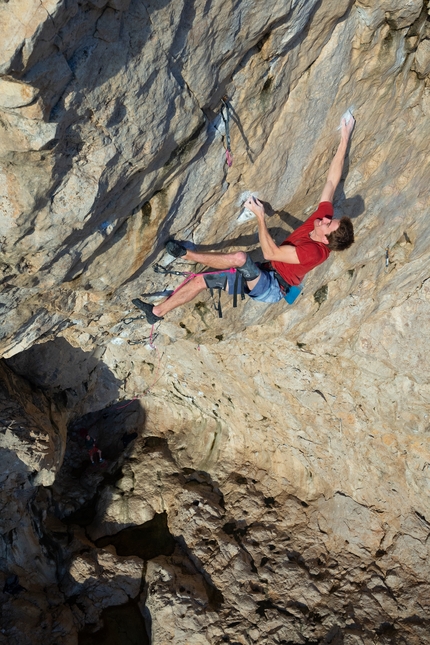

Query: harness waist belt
left=273, top=269, right=291, bottom=294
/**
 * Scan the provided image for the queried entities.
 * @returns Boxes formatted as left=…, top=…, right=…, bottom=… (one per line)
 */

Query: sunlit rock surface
left=1, top=0, right=430, bottom=643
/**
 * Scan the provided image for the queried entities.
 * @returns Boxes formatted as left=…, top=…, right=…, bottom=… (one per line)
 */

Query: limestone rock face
left=0, top=361, right=70, bottom=644
left=0, top=360, right=66, bottom=487
left=1, top=0, right=430, bottom=643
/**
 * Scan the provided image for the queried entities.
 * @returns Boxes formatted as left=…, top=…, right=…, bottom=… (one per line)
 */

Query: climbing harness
left=153, top=263, right=245, bottom=318
left=220, top=97, right=233, bottom=167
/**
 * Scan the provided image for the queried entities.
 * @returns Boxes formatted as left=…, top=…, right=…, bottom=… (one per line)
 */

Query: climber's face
left=314, top=216, right=339, bottom=243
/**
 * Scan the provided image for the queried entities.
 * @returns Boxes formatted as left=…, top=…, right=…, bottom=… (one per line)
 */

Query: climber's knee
left=236, top=254, right=260, bottom=280
left=234, top=251, right=248, bottom=267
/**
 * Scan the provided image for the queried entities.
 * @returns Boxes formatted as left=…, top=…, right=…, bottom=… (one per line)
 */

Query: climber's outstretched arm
left=320, top=116, right=355, bottom=204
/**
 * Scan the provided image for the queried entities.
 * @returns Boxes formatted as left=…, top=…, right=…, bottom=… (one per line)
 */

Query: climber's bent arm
left=245, top=197, right=300, bottom=264
left=256, top=217, right=300, bottom=263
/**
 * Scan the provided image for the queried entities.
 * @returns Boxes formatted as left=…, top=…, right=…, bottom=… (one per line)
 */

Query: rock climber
left=85, top=434, right=103, bottom=464
left=133, top=117, right=355, bottom=324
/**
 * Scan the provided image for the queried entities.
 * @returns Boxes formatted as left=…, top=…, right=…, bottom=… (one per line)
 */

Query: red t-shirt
left=271, top=202, right=333, bottom=286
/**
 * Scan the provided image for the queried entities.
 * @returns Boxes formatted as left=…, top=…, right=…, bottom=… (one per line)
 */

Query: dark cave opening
left=78, top=599, right=150, bottom=645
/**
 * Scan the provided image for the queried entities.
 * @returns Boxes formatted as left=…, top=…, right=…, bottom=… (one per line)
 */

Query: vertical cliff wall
left=1, top=0, right=430, bottom=643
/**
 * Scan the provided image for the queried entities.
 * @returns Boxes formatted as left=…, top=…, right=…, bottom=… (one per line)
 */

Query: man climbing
left=133, top=117, right=355, bottom=323
left=85, top=434, right=103, bottom=464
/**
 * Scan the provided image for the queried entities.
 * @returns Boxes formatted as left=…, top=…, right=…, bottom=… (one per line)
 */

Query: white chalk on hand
left=337, top=107, right=354, bottom=129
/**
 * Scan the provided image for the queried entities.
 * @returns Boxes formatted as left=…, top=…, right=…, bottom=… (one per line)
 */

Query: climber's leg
left=180, top=249, right=261, bottom=291
left=153, top=274, right=207, bottom=317
left=133, top=246, right=262, bottom=321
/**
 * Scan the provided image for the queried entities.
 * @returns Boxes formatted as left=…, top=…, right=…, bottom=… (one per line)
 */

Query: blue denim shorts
left=248, top=269, right=283, bottom=303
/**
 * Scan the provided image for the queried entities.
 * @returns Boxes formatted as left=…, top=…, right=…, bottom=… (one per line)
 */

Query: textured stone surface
left=1, top=0, right=430, bottom=643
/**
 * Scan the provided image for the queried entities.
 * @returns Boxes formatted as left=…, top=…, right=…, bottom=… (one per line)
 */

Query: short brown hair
left=327, top=217, right=354, bottom=251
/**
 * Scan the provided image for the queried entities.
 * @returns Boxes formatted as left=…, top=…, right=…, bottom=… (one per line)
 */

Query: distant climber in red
left=133, top=116, right=356, bottom=323
left=85, top=434, right=103, bottom=464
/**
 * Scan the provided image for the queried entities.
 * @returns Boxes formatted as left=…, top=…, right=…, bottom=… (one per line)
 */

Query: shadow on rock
left=78, top=599, right=150, bottom=645
left=5, top=336, right=123, bottom=419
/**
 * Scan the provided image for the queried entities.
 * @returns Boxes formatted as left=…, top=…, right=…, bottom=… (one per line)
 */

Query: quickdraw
left=153, top=264, right=189, bottom=277
left=123, top=314, right=146, bottom=325
left=121, top=318, right=161, bottom=346
left=221, top=97, right=233, bottom=167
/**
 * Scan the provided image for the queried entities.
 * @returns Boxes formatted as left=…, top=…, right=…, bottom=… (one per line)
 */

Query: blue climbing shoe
left=132, top=299, right=164, bottom=324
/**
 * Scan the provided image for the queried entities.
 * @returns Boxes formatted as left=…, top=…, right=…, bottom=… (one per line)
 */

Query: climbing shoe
left=165, top=240, right=187, bottom=258
left=132, top=299, right=164, bottom=324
